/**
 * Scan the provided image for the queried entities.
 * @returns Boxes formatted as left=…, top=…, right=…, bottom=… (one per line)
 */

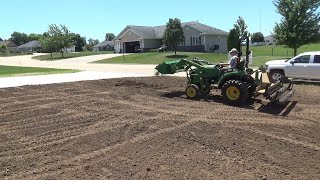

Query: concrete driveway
left=0, top=53, right=158, bottom=75
left=0, top=53, right=186, bottom=88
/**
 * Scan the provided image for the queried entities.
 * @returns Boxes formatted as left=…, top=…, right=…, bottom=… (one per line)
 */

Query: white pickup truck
left=265, top=51, right=320, bottom=82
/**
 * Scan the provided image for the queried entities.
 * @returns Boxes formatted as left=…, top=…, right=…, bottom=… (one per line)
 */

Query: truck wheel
left=221, top=80, right=248, bottom=105
left=185, top=84, right=200, bottom=98
left=270, top=70, right=285, bottom=83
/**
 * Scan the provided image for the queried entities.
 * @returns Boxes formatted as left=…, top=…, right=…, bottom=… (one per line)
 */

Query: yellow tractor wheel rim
left=226, top=86, right=240, bottom=100
left=186, top=87, right=197, bottom=97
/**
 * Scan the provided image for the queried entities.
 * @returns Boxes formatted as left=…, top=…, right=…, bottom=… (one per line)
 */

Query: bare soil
left=0, top=77, right=319, bottom=180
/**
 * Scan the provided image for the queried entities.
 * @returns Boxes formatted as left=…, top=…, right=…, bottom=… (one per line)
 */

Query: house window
left=191, top=36, right=201, bottom=46
left=178, top=39, right=185, bottom=46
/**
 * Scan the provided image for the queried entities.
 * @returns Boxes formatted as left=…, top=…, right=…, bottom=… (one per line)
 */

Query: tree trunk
left=294, top=48, right=297, bottom=56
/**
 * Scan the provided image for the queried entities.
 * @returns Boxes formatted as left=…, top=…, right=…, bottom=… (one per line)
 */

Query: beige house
left=114, top=21, right=228, bottom=53
left=264, top=35, right=275, bottom=45
left=0, top=41, right=17, bottom=52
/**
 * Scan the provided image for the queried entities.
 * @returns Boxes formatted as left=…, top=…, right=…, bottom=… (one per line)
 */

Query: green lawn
left=95, top=52, right=227, bottom=64
left=32, top=51, right=113, bottom=61
left=94, top=51, right=289, bottom=67
left=94, top=43, right=320, bottom=66
left=0, top=65, right=79, bottom=77
left=246, top=42, right=320, bottom=57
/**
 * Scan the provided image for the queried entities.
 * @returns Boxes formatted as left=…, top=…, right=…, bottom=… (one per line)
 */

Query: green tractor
left=155, top=47, right=294, bottom=105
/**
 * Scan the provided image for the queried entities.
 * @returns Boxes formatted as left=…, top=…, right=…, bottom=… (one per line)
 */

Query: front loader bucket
left=265, top=81, right=295, bottom=105
left=155, top=60, right=182, bottom=74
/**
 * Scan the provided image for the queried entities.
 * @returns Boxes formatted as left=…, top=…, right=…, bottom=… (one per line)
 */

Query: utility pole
left=260, top=10, right=262, bottom=33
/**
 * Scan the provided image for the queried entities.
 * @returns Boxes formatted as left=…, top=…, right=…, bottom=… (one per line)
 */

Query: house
left=17, top=40, right=42, bottom=52
left=0, top=41, right=17, bottom=52
left=93, top=41, right=114, bottom=51
left=114, top=21, right=228, bottom=53
left=63, top=45, right=76, bottom=53
left=264, top=35, right=275, bottom=45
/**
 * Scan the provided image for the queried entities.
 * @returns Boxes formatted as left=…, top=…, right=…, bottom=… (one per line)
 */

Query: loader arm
left=155, top=59, right=207, bottom=75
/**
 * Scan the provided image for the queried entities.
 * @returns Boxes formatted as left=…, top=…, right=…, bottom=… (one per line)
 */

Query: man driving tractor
left=219, top=48, right=239, bottom=69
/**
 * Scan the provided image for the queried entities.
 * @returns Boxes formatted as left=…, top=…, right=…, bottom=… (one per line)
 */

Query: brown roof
left=0, top=41, right=17, bottom=47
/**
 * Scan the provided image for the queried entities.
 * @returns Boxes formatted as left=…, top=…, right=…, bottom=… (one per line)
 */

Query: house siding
left=183, top=26, right=202, bottom=46
left=114, top=22, right=229, bottom=53
left=177, top=45, right=205, bottom=52
left=121, top=31, right=141, bottom=42
left=142, top=39, right=162, bottom=50
left=204, top=35, right=228, bottom=53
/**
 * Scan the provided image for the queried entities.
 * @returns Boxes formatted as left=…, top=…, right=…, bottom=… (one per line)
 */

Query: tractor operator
left=219, top=48, right=239, bottom=69
left=228, top=48, right=239, bottom=69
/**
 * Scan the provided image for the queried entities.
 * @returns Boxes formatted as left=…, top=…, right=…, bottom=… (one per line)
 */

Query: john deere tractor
left=155, top=39, right=294, bottom=105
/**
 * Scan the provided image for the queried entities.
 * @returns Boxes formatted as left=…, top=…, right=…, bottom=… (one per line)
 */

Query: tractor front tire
left=221, top=80, right=248, bottom=105
left=186, top=84, right=200, bottom=98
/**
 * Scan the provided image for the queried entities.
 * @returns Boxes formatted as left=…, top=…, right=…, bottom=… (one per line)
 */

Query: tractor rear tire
left=185, top=84, right=200, bottom=98
left=221, top=80, right=248, bottom=105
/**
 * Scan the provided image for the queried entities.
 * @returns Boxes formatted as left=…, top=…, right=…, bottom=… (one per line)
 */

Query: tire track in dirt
left=224, top=124, right=320, bottom=151
left=1, top=99, right=189, bottom=159
left=10, top=119, right=198, bottom=179
left=1, top=77, right=320, bottom=179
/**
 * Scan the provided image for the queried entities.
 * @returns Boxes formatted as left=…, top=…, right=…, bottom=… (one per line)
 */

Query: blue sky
left=1, top=0, right=282, bottom=41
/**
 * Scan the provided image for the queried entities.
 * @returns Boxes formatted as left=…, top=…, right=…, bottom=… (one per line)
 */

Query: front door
left=307, top=55, right=320, bottom=80
left=114, top=42, right=121, bottom=53
left=287, top=55, right=311, bottom=79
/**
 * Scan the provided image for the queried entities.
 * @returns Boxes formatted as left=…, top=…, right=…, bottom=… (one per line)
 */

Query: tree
left=251, top=32, right=265, bottom=44
left=28, top=33, right=43, bottom=41
left=273, top=0, right=320, bottom=56
left=9, top=32, right=29, bottom=46
left=88, top=38, right=99, bottom=46
left=105, top=33, right=115, bottom=41
left=234, top=16, right=248, bottom=38
left=85, top=44, right=93, bottom=51
left=228, top=16, right=249, bottom=51
left=70, top=33, right=86, bottom=52
left=0, top=44, right=7, bottom=53
left=163, top=18, right=185, bottom=55
left=227, top=28, right=239, bottom=51
left=0, top=37, right=3, bottom=41
left=47, top=24, right=74, bottom=57
left=40, top=36, right=58, bottom=57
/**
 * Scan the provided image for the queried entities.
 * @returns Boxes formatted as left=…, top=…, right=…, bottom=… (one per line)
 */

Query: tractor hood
left=265, top=60, right=288, bottom=65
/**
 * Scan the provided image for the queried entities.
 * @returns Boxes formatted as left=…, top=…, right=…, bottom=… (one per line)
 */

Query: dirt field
left=0, top=77, right=319, bottom=180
